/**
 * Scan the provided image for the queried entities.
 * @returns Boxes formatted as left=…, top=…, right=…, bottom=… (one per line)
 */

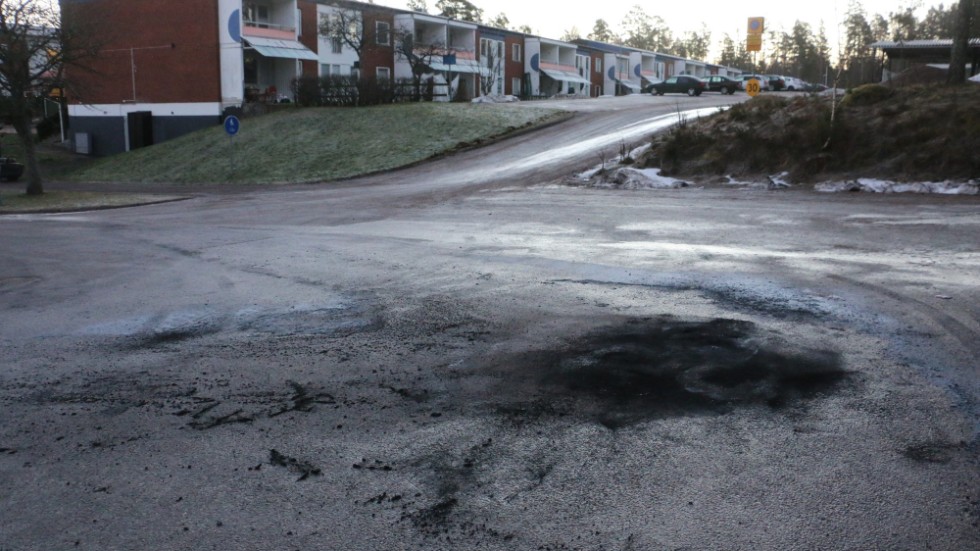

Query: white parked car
left=781, top=76, right=807, bottom=91
left=740, top=74, right=769, bottom=91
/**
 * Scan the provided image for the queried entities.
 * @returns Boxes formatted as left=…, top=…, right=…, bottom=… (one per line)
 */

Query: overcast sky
left=372, top=0, right=927, bottom=59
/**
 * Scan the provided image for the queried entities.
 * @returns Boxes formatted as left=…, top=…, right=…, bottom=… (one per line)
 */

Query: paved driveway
left=1, top=94, right=978, bottom=550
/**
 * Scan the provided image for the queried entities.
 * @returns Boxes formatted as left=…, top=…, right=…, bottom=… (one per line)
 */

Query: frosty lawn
left=68, top=103, right=567, bottom=185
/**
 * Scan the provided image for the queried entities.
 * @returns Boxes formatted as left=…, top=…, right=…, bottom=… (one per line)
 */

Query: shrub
left=291, top=75, right=322, bottom=107
left=35, top=116, right=59, bottom=141
left=842, top=84, right=894, bottom=107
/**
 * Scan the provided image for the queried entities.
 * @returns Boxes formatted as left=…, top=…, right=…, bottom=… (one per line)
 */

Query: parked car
left=781, top=76, right=806, bottom=91
left=649, top=75, right=707, bottom=96
left=704, top=75, right=739, bottom=95
left=765, top=75, right=786, bottom=91
left=740, top=74, right=769, bottom=91
left=0, top=157, right=24, bottom=182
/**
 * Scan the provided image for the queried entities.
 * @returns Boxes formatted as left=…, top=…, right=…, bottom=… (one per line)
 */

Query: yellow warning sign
left=747, top=34, right=762, bottom=52
left=745, top=79, right=762, bottom=97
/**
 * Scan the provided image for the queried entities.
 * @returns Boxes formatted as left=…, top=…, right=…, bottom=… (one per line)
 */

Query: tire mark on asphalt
left=827, top=274, right=980, bottom=357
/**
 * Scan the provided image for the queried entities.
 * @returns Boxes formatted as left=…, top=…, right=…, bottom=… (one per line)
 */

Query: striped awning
left=540, top=68, right=591, bottom=85
left=244, top=36, right=318, bottom=61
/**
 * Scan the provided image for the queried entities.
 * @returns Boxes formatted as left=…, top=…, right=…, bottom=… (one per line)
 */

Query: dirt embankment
left=643, top=84, right=980, bottom=183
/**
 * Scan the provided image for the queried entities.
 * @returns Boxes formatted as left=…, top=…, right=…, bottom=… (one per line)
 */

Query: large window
left=512, top=43, right=521, bottom=62
left=376, top=21, right=390, bottom=45
left=376, top=67, right=391, bottom=81
left=576, top=54, right=591, bottom=77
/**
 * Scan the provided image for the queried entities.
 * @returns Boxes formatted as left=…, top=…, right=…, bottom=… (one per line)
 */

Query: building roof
left=571, top=38, right=634, bottom=56
left=871, top=38, right=980, bottom=50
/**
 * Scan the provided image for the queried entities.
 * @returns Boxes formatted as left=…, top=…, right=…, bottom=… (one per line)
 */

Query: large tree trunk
left=11, top=109, right=42, bottom=196
left=948, top=0, right=974, bottom=84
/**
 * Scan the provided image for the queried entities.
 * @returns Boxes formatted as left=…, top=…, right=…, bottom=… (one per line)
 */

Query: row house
left=523, top=37, right=591, bottom=97
left=572, top=40, right=640, bottom=96
left=394, top=11, right=482, bottom=100
left=61, top=0, right=736, bottom=156
left=632, top=50, right=667, bottom=89
left=314, top=1, right=397, bottom=83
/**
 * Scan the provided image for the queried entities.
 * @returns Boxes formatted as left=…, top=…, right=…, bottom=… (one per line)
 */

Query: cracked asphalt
left=1, top=95, right=978, bottom=550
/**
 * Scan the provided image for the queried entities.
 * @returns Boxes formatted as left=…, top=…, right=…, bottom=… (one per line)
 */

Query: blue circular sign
left=224, top=115, right=240, bottom=136
left=229, top=9, right=242, bottom=43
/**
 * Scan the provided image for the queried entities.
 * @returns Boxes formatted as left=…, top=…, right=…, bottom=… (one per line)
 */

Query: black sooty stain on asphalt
left=494, top=317, right=849, bottom=429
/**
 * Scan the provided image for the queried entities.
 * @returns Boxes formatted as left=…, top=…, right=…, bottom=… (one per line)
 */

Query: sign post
left=224, top=115, right=240, bottom=175
left=746, top=17, right=765, bottom=82
left=443, top=54, right=456, bottom=101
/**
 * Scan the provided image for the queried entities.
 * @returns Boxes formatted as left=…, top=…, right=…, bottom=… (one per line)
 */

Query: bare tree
left=393, top=28, right=454, bottom=101
left=319, top=3, right=368, bottom=61
left=406, top=0, right=428, bottom=13
left=479, top=40, right=503, bottom=96
left=1, top=0, right=101, bottom=195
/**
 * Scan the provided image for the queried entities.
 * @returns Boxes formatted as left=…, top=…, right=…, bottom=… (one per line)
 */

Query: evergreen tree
left=435, top=0, right=483, bottom=23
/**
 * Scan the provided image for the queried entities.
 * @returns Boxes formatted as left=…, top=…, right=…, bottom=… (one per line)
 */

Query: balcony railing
left=414, top=44, right=476, bottom=61
left=243, top=20, right=296, bottom=40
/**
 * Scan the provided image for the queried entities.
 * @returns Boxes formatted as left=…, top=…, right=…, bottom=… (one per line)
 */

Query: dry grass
left=644, top=84, right=980, bottom=182
left=67, top=103, right=565, bottom=185
left=0, top=190, right=186, bottom=214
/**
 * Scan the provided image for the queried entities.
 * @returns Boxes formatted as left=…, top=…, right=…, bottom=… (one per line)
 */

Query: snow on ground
left=591, top=167, right=690, bottom=190
left=471, top=95, right=520, bottom=104
left=816, top=179, right=979, bottom=195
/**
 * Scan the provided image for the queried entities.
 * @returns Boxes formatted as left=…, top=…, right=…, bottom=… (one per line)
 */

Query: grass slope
left=69, top=103, right=565, bottom=185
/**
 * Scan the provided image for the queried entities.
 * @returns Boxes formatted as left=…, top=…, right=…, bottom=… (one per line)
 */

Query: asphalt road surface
left=2, top=94, right=978, bottom=550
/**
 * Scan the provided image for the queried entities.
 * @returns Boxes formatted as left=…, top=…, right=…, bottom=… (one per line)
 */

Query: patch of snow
left=767, top=172, right=792, bottom=189
left=815, top=179, right=979, bottom=195
left=970, top=73, right=980, bottom=83
left=471, top=95, right=521, bottom=104
left=724, top=176, right=780, bottom=190
left=592, top=168, right=690, bottom=190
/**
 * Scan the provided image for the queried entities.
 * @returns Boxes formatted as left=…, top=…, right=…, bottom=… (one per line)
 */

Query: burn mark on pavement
left=488, top=317, right=849, bottom=428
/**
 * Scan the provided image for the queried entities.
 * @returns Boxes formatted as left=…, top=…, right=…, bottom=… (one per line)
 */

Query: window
left=244, top=3, right=270, bottom=25
left=376, top=67, right=391, bottom=81
left=331, top=36, right=343, bottom=54
left=376, top=21, right=390, bottom=45
left=595, top=58, right=602, bottom=73
left=512, top=43, right=521, bottom=62
left=512, top=77, right=522, bottom=96
left=320, top=64, right=330, bottom=77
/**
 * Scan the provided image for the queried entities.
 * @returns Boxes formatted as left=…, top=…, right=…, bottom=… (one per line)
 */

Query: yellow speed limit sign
left=745, top=79, right=762, bottom=97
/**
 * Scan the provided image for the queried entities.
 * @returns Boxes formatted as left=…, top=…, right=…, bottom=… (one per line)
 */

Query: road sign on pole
left=747, top=17, right=765, bottom=35
left=745, top=78, right=762, bottom=97
left=224, top=115, right=240, bottom=175
left=224, top=115, right=240, bottom=136
left=747, top=34, right=763, bottom=52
